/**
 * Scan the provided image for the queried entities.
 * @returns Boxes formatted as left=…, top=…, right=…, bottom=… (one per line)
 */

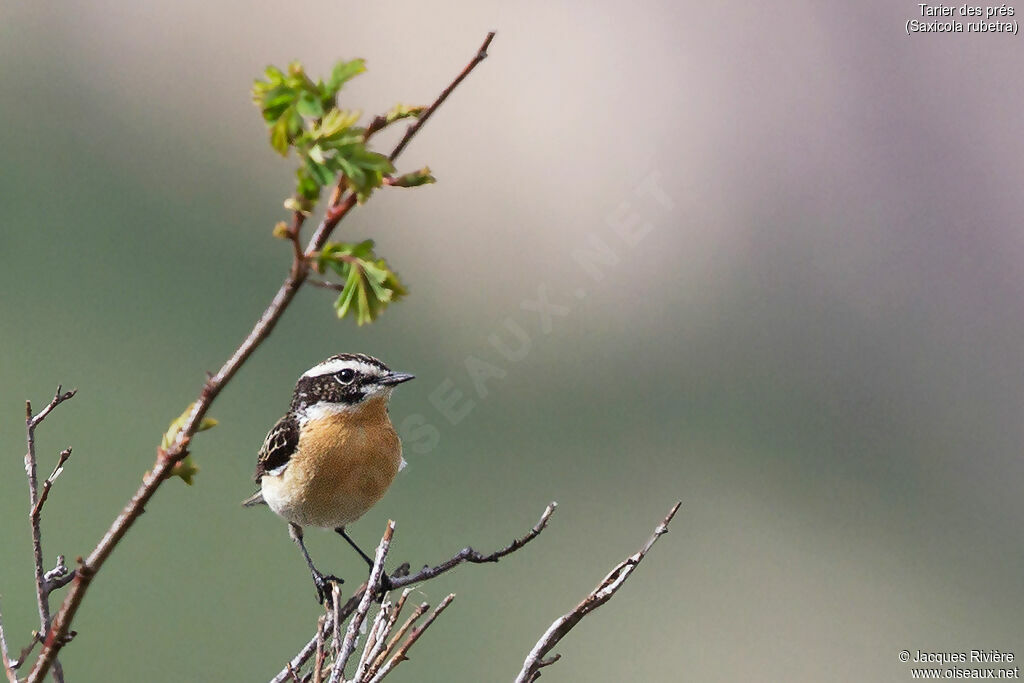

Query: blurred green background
left=2, top=1, right=1023, bottom=681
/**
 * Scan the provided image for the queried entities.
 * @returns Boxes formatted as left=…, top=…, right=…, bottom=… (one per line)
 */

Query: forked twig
left=515, top=502, right=682, bottom=682
left=23, top=386, right=76, bottom=683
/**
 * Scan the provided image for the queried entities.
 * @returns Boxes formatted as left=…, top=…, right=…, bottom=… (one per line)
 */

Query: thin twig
left=313, top=616, right=327, bottom=683
left=306, top=30, right=495, bottom=250
left=366, top=601, right=426, bottom=681
left=388, top=32, right=495, bottom=162
left=24, top=387, right=75, bottom=683
left=366, top=594, right=455, bottom=683
left=307, top=278, right=346, bottom=293
left=329, top=521, right=394, bottom=683
left=0, top=599, right=17, bottom=683
left=360, top=588, right=411, bottom=680
left=389, top=501, right=557, bottom=590
left=354, top=594, right=393, bottom=680
left=28, top=33, right=496, bottom=682
left=32, top=448, right=72, bottom=519
left=514, top=502, right=682, bottom=683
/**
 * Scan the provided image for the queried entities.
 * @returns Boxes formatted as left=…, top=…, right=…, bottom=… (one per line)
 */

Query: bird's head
left=290, top=353, right=414, bottom=416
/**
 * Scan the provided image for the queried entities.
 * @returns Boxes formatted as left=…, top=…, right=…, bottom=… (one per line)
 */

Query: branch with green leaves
left=23, top=32, right=496, bottom=683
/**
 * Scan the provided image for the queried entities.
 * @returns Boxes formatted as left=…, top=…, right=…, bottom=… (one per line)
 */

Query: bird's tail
left=240, top=491, right=266, bottom=507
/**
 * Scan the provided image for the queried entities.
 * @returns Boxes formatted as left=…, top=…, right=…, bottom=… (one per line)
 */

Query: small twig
left=514, top=502, right=682, bottom=683
left=0, top=599, right=17, bottom=683
left=388, top=32, right=495, bottom=162
left=328, top=521, right=394, bottom=683
left=390, top=502, right=557, bottom=590
left=24, top=387, right=75, bottom=683
left=42, top=556, right=74, bottom=594
left=312, top=615, right=328, bottom=683
left=308, top=278, right=346, bottom=293
left=32, top=448, right=72, bottom=519
left=366, top=594, right=455, bottom=683
left=366, top=601, right=426, bottom=680
left=307, top=30, right=496, bottom=250
left=285, top=662, right=302, bottom=683
left=331, top=584, right=344, bottom=657
left=354, top=595, right=392, bottom=680
left=360, top=588, right=411, bottom=680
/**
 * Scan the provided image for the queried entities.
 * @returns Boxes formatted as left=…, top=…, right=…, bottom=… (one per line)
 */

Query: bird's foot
left=372, top=573, right=394, bottom=603
left=312, top=570, right=344, bottom=606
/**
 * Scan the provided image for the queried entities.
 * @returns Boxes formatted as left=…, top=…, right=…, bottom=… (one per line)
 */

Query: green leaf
left=171, top=455, right=200, bottom=486
left=296, top=91, right=324, bottom=119
left=317, top=108, right=361, bottom=140
left=318, top=240, right=406, bottom=325
left=326, top=58, right=366, bottom=95
left=390, top=166, right=436, bottom=188
left=271, top=117, right=291, bottom=156
left=385, top=103, right=425, bottom=124
left=161, top=403, right=218, bottom=485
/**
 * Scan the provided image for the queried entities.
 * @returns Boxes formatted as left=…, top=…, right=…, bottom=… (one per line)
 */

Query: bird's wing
left=254, top=413, right=299, bottom=483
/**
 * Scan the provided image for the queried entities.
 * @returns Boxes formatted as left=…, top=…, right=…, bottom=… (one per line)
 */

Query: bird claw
left=312, top=571, right=344, bottom=606
left=371, top=573, right=394, bottom=603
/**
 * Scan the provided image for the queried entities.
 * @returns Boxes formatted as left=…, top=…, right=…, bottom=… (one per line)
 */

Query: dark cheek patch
left=291, top=376, right=365, bottom=409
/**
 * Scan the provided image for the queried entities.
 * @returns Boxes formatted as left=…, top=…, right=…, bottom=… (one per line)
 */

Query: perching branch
left=389, top=500, right=558, bottom=590
left=328, top=521, right=394, bottom=683
left=275, top=521, right=457, bottom=683
left=271, top=502, right=554, bottom=683
left=514, top=502, right=682, bottom=683
left=27, top=32, right=497, bottom=683
left=22, top=386, right=76, bottom=683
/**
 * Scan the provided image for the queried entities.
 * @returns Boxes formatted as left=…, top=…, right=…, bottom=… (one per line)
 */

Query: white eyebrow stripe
left=301, top=359, right=385, bottom=378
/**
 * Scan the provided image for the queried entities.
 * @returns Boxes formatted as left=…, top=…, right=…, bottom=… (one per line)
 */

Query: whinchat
left=242, top=353, right=414, bottom=603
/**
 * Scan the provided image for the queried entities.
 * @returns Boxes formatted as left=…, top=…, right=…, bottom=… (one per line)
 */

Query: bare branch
left=0, top=599, right=17, bottom=683
left=364, top=600, right=426, bottom=681
left=28, top=32, right=497, bottom=683
left=24, top=387, right=75, bottom=683
left=389, top=501, right=557, bottom=590
left=329, top=521, right=394, bottom=683
left=514, top=502, right=682, bottom=683
left=388, top=32, right=495, bottom=162
left=366, top=594, right=455, bottom=683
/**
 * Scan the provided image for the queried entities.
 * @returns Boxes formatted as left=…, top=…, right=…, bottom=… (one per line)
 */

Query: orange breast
left=263, top=397, right=402, bottom=528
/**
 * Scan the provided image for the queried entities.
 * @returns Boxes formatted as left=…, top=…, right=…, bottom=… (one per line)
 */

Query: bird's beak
left=380, top=371, right=415, bottom=386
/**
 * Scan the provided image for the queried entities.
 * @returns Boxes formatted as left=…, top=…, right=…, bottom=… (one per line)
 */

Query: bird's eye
left=337, top=368, right=356, bottom=384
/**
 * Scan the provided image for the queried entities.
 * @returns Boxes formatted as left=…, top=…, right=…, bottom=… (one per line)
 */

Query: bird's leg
left=290, top=523, right=343, bottom=605
left=335, top=527, right=393, bottom=594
